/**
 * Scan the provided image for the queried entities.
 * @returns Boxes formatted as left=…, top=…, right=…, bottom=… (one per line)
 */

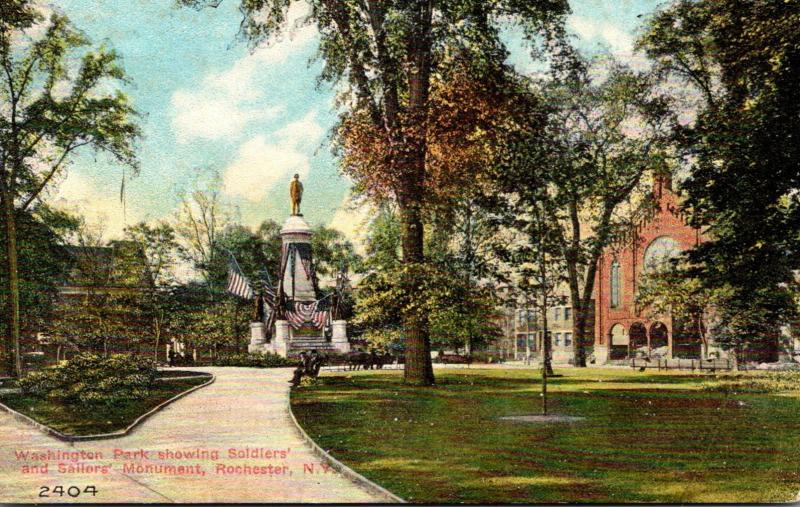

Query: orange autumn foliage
left=337, top=59, right=543, bottom=213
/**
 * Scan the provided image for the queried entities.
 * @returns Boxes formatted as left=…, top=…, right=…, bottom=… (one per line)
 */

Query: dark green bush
left=18, top=353, right=156, bottom=406
left=211, top=352, right=295, bottom=368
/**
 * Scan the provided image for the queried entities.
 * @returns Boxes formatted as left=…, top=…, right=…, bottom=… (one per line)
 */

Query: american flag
left=225, top=259, right=254, bottom=300
left=257, top=268, right=276, bottom=300
left=286, top=301, right=329, bottom=330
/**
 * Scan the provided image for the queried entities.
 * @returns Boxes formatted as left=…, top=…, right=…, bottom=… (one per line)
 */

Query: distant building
left=496, top=287, right=594, bottom=365
left=549, top=298, right=595, bottom=365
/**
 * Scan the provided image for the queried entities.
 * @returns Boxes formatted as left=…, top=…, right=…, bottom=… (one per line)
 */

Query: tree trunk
left=541, top=270, right=551, bottom=414
left=572, top=301, right=588, bottom=367
left=696, top=311, right=708, bottom=359
left=565, top=200, right=587, bottom=368
left=399, top=0, right=434, bottom=386
left=1, top=182, right=22, bottom=378
left=540, top=237, right=554, bottom=379
left=400, top=198, right=434, bottom=385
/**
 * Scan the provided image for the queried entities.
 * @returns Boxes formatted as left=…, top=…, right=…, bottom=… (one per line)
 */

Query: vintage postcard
left=1, top=0, right=799, bottom=504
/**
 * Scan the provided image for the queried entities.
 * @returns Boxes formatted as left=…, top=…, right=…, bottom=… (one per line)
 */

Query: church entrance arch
left=649, top=321, right=669, bottom=357
left=609, top=324, right=628, bottom=360
left=629, top=322, right=647, bottom=358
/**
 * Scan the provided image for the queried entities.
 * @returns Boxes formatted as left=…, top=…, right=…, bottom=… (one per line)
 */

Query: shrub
left=702, top=371, right=800, bottom=394
left=18, top=353, right=156, bottom=406
left=211, top=352, right=295, bottom=368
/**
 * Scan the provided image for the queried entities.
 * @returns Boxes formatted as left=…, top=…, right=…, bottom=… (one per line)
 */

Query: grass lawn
left=0, top=374, right=211, bottom=436
left=290, top=367, right=800, bottom=503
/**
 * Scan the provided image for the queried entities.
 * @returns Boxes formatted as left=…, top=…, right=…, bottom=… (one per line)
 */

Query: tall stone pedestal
left=248, top=322, right=266, bottom=354
left=331, top=320, right=350, bottom=354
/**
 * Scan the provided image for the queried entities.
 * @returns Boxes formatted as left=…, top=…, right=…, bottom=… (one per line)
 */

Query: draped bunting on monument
left=285, top=299, right=330, bottom=330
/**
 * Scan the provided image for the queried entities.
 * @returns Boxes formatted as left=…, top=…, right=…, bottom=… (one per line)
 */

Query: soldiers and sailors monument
left=247, top=175, right=350, bottom=357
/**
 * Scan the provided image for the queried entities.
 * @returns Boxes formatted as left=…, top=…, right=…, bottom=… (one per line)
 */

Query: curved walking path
left=0, top=367, right=383, bottom=503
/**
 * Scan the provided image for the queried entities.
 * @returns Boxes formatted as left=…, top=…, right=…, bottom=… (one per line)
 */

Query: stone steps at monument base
left=288, top=339, right=337, bottom=353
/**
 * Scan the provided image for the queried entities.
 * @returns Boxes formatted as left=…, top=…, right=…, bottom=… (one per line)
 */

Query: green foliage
left=356, top=206, right=501, bottom=351
left=48, top=231, right=154, bottom=356
left=0, top=209, right=77, bottom=344
left=310, top=225, right=362, bottom=277
left=18, top=353, right=156, bottom=406
left=184, top=291, right=251, bottom=355
left=207, top=223, right=277, bottom=291
left=364, top=207, right=401, bottom=271
left=355, top=261, right=501, bottom=352
left=0, top=10, right=140, bottom=194
left=211, top=352, right=295, bottom=368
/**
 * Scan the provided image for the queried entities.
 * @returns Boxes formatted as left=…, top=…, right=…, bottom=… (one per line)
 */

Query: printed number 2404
left=39, top=485, right=98, bottom=498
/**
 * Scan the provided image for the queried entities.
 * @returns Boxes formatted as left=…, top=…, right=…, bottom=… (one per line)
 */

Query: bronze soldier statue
left=290, top=173, right=303, bottom=215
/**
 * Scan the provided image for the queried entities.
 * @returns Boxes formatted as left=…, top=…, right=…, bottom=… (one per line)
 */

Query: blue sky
left=50, top=0, right=664, bottom=243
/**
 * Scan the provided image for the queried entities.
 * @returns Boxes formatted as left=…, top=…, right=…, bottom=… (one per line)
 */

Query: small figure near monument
left=289, top=350, right=325, bottom=386
left=290, top=173, right=303, bottom=215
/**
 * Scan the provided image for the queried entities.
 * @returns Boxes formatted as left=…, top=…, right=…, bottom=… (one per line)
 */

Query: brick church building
left=592, top=174, right=705, bottom=364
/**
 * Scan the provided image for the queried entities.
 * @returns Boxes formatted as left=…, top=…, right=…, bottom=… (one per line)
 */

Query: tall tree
left=181, top=0, right=568, bottom=385
left=0, top=7, right=139, bottom=376
left=638, top=0, right=800, bottom=360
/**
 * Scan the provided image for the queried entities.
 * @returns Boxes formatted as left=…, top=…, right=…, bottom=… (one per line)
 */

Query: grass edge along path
left=0, top=373, right=212, bottom=437
left=290, top=367, right=800, bottom=504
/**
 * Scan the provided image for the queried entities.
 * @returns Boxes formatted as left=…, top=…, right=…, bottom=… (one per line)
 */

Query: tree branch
left=19, top=140, right=90, bottom=210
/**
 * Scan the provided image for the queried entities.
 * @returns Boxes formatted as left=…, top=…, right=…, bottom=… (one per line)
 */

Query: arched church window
left=644, top=236, right=681, bottom=271
left=610, top=260, right=621, bottom=308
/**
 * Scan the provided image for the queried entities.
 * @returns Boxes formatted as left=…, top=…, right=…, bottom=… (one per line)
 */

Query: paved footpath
left=0, top=367, right=384, bottom=503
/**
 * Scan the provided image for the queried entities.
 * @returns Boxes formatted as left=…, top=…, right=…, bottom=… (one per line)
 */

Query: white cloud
left=568, top=15, right=634, bottom=55
left=170, top=4, right=317, bottom=143
left=170, top=91, right=283, bottom=143
left=52, top=171, right=139, bottom=240
left=221, top=111, right=324, bottom=203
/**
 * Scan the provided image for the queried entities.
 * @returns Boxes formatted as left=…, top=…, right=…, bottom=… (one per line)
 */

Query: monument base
left=247, top=319, right=351, bottom=358
left=248, top=322, right=266, bottom=354
left=331, top=320, right=350, bottom=354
